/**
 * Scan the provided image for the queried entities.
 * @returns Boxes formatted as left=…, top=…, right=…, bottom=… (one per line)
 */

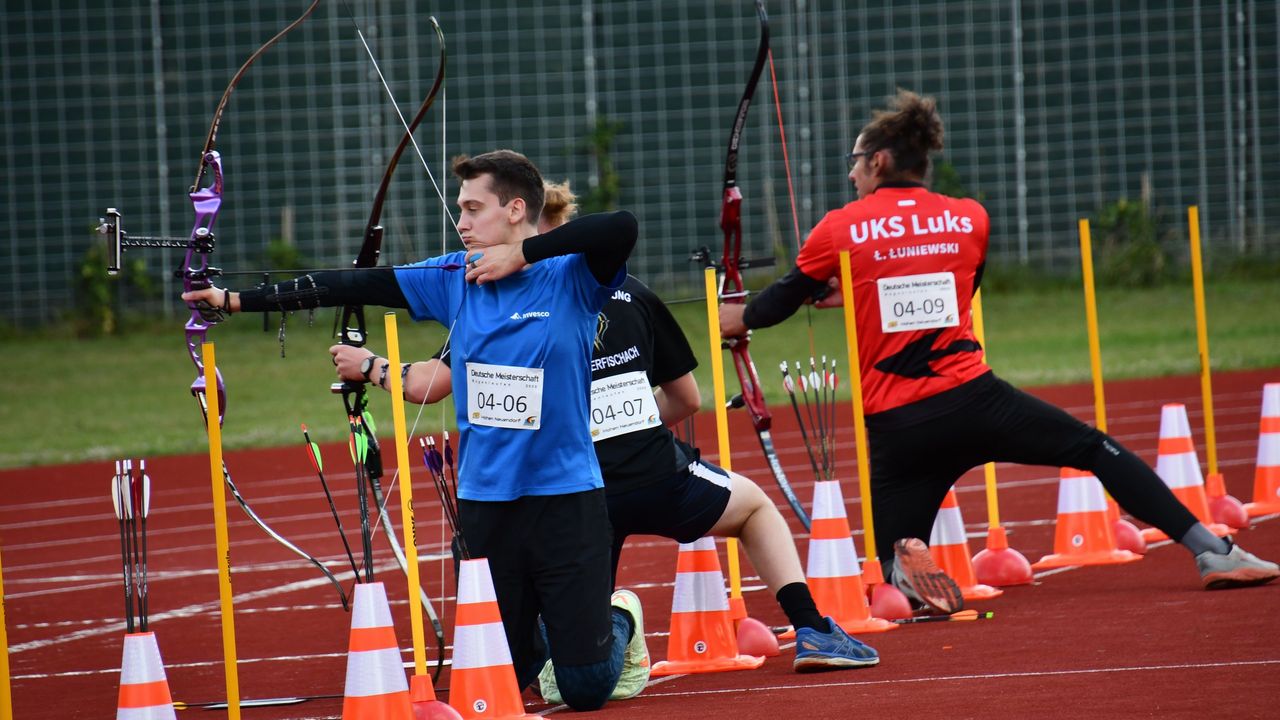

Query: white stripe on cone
left=343, top=583, right=409, bottom=702
left=119, top=633, right=168, bottom=685
left=457, top=559, right=498, bottom=605
left=117, top=632, right=176, bottom=720
left=929, top=504, right=967, bottom=546
left=811, top=481, right=844, bottom=519
left=1057, top=473, right=1109, bottom=514
left=669, top=537, right=730, bottom=613
left=806, top=537, right=863, bottom=578
left=672, top=570, right=730, bottom=613
left=452, top=622, right=515, bottom=670
left=1156, top=404, right=1204, bottom=490
left=119, top=708, right=176, bottom=720
left=350, top=582, right=396, bottom=629
left=345, top=647, right=410, bottom=697
left=1259, top=384, right=1280, bottom=467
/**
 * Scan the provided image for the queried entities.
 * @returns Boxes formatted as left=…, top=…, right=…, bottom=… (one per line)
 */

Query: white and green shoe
left=610, top=589, right=650, bottom=700
left=537, top=658, right=563, bottom=705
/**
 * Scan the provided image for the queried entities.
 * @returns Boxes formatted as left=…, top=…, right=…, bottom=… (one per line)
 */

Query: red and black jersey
left=796, top=185, right=991, bottom=414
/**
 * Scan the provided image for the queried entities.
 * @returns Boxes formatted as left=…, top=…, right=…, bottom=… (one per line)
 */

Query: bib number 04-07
left=589, top=370, right=661, bottom=442
left=466, top=362, right=544, bottom=430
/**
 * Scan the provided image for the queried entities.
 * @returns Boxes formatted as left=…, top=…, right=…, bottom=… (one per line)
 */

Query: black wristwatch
left=360, top=354, right=378, bottom=383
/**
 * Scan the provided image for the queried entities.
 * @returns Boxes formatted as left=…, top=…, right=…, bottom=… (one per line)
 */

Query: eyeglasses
left=845, top=150, right=874, bottom=170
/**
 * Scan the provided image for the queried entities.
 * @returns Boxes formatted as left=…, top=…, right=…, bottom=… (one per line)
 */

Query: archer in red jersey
left=720, top=90, right=1276, bottom=610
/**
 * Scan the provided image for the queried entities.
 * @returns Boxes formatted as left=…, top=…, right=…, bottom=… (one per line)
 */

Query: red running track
left=1, top=369, right=1277, bottom=719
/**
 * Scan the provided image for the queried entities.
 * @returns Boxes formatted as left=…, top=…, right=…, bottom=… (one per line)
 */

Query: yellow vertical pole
left=0, top=543, right=12, bottom=720
left=704, top=268, right=743, bottom=601
left=971, top=290, right=1001, bottom=529
left=202, top=342, right=240, bottom=720
left=384, top=313, right=427, bottom=677
left=1078, top=220, right=1109, bottom=433
left=837, top=251, right=882, bottom=583
left=1187, top=206, right=1220, bottom=475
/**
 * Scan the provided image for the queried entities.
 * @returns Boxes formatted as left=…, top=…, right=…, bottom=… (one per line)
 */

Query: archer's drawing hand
left=718, top=303, right=748, bottom=337
left=464, top=242, right=526, bottom=285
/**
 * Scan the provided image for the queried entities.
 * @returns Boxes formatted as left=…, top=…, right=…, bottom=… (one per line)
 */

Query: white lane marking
left=601, top=659, right=1280, bottom=702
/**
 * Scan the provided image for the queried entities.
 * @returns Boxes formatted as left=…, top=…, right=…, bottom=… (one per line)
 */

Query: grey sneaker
left=893, top=537, right=964, bottom=615
left=609, top=589, right=650, bottom=700
left=1197, top=538, right=1280, bottom=590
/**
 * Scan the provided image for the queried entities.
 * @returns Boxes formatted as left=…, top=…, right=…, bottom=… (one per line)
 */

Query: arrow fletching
left=120, top=460, right=134, bottom=519
left=139, top=459, right=151, bottom=518
left=301, top=424, right=324, bottom=473
left=111, top=461, right=123, bottom=520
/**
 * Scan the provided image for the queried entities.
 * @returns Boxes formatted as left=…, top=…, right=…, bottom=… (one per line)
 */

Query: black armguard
left=521, top=211, right=637, bottom=284
left=742, top=268, right=827, bottom=329
left=238, top=268, right=408, bottom=312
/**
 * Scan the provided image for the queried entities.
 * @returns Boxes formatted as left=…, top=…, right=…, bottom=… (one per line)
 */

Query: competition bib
left=876, top=271, right=960, bottom=333
left=465, top=362, right=544, bottom=430
left=588, top=370, right=662, bottom=442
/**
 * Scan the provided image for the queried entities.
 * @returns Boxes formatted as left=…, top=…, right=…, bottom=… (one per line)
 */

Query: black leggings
left=867, top=374, right=1199, bottom=564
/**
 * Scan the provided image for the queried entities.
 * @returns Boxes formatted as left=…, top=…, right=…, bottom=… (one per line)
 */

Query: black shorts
left=605, top=454, right=733, bottom=579
left=457, top=488, right=615, bottom=681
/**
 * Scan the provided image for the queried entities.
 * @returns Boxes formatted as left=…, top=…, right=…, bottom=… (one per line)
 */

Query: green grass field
left=2, top=279, right=1276, bottom=469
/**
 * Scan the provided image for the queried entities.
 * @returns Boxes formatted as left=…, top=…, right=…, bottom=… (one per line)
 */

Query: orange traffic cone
left=116, top=632, right=176, bottom=720
left=1245, top=383, right=1280, bottom=518
left=1033, top=468, right=1143, bottom=569
left=448, top=559, right=536, bottom=720
left=799, top=480, right=899, bottom=632
left=1140, top=404, right=1233, bottom=542
left=650, top=537, right=765, bottom=676
left=929, top=488, right=1001, bottom=600
left=343, top=583, right=412, bottom=720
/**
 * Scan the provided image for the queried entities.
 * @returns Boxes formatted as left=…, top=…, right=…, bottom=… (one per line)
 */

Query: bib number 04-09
left=876, top=271, right=959, bottom=333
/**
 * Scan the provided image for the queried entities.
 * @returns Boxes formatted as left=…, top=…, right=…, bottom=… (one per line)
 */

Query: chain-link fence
left=3, top=1, right=1276, bottom=326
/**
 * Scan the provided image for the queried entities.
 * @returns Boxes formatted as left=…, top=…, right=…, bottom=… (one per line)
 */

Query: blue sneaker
left=793, top=618, right=879, bottom=672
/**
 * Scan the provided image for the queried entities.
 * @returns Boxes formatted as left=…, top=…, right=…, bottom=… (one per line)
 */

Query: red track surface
left=3, top=369, right=1278, bottom=719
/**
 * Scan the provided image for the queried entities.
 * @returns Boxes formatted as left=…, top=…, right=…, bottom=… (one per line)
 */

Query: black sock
left=776, top=582, right=829, bottom=632
left=1180, top=523, right=1230, bottom=556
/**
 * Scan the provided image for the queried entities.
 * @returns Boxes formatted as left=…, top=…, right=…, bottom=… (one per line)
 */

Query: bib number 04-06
left=466, top=362, right=544, bottom=430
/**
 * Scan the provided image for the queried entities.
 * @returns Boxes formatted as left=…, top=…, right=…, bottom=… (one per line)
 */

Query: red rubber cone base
left=869, top=584, right=912, bottom=621
left=735, top=617, right=780, bottom=658
left=410, top=676, right=461, bottom=720
left=1113, top=518, right=1148, bottom=555
left=1209, top=494, right=1249, bottom=530
left=972, top=527, right=1034, bottom=587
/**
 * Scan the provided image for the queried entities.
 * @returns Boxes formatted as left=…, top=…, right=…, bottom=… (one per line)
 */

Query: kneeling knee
left=558, top=682, right=610, bottom=711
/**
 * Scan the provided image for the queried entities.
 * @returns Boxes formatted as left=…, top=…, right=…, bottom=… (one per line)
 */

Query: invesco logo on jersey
left=508, top=310, right=551, bottom=320
left=611, top=289, right=632, bottom=302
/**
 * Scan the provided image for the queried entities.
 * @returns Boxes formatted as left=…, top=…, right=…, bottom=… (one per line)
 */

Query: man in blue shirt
left=185, top=150, right=644, bottom=710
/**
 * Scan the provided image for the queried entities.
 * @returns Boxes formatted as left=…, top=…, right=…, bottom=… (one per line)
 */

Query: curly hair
left=541, top=180, right=579, bottom=229
left=859, top=89, right=944, bottom=177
